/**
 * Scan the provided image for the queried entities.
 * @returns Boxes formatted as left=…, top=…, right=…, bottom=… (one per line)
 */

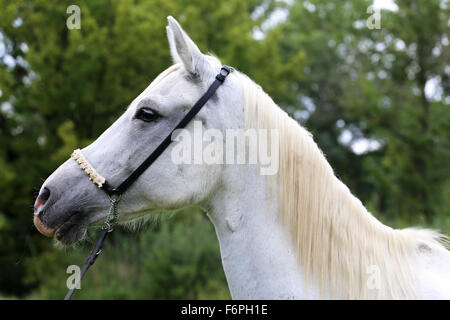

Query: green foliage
left=0, top=0, right=449, bottom=299
left=271, top=0, right=449, bottom=225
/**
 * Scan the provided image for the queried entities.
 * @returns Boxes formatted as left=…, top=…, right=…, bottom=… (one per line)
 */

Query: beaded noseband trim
left=71, top=149, right=106, bottom=188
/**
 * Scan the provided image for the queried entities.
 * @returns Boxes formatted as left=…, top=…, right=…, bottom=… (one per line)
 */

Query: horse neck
left=206, top=164, right=319, bottom=299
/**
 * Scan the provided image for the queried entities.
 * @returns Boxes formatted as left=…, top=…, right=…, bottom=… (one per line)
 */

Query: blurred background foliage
left=0, top=0, right=449, bottom=299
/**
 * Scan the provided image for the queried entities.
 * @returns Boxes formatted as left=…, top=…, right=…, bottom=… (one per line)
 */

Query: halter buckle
left=216, top=65, right=232, bottom=82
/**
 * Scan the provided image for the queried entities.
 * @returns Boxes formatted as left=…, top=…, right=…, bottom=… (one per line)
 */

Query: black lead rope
left=64, top=66, right=232, bottom=300
left=64, top=229, right=108, bottom=300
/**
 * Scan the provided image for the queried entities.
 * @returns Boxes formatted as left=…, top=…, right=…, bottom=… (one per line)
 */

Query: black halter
left=64, top=65, right=232, bottom=300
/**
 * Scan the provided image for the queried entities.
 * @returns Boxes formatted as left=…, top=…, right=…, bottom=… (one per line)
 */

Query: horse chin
left=54, top=213, right=88, bottom=245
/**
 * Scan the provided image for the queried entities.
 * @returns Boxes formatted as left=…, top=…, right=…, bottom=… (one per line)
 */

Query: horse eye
left=135, top=108, right=160, bottom=122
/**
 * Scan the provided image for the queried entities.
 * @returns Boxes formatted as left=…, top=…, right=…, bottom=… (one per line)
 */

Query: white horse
left=33, top=17, right=450, bottom=299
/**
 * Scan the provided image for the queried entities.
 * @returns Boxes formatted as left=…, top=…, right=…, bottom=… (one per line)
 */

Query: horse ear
left=166, top=16, right=211, bottom=78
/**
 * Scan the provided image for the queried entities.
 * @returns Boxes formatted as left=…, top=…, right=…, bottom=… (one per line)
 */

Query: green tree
left=269, top=0, right=449, bottom=226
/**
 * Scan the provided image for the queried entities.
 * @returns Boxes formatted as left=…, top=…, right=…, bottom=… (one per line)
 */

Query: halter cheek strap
left=64, top=65, right=232, bottom=300
left=103, top=65, right=233, bottom=196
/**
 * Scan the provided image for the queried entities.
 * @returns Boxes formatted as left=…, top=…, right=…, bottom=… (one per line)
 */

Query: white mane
left=235, top=70, right=448, bottom=299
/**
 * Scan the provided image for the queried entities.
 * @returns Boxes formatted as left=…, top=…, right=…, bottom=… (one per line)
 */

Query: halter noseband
left=64, top=66, right=232, bottom=300
left=71, top=149, right=106, bottom=188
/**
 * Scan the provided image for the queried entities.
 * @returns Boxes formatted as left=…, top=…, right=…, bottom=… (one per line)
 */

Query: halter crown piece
left=64, top=65, right=232, bottom=300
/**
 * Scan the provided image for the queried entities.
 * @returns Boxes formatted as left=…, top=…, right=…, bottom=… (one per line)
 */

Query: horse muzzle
left=33, top=215, right=57, bottom=237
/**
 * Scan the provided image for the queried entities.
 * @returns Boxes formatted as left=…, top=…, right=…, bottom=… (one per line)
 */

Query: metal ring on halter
left=107, top=193, right=122, bottom=203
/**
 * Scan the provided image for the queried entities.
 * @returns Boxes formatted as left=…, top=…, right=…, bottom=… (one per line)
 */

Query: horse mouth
left=34, top=211, right=87, bottom=245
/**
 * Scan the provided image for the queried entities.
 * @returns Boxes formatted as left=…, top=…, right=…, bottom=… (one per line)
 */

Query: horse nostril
left=34, top=187, right=51, bottom=211
left=40, top=187, right=51, bottom=201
